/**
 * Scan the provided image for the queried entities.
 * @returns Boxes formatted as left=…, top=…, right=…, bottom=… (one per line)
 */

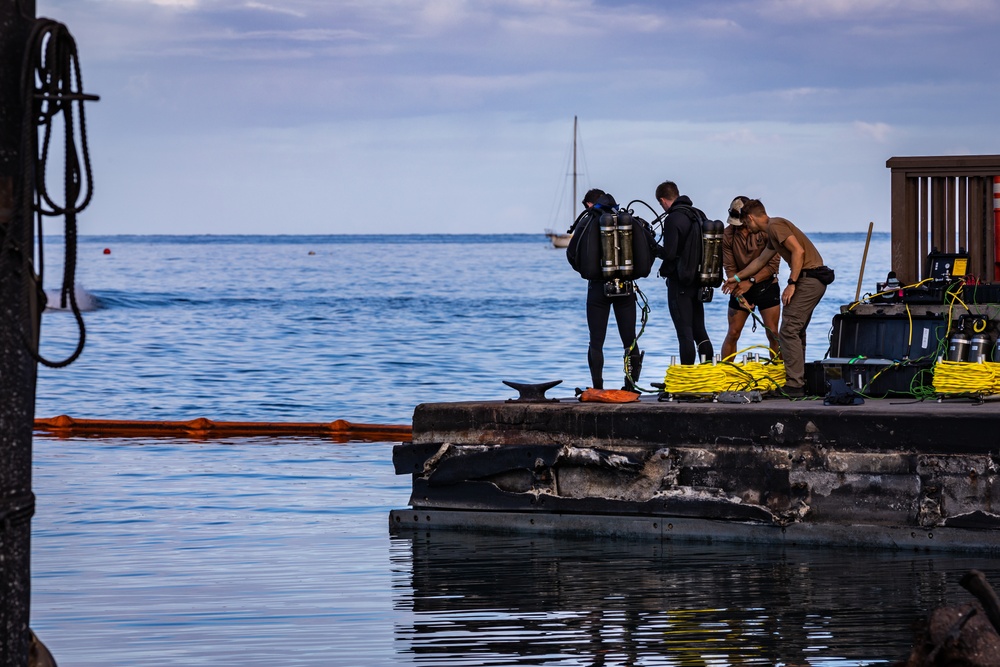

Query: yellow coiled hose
left=663, top=359, right=786, bottom=394
left=931, top=360, right=1000, bottom=395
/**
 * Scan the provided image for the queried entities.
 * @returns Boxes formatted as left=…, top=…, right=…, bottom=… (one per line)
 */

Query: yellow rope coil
left=663, top=360, right=785, bottom=394
left=663, top=363, right=725, bottom=394
left=931, top=360, right=998, bottom=395
left=990, top=362, right=1000, bottom=394
left=734, top=361, right=786, bottom=391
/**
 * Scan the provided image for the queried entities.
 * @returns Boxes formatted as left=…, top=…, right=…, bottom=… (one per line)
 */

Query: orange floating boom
left=34, top=415, right=412, bottom=441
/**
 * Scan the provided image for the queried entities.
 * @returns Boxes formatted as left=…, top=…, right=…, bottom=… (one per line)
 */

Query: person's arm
left=781, top=234, right=806, bottom=306
left=722, top=231, right=736, bottom=279
left=755, top=249, right=781, bottom=283
left=722, top=247, right=776, bottom=293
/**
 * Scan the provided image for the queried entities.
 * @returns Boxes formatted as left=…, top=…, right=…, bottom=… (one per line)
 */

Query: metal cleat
left=503, top=379, right=562, bottom=402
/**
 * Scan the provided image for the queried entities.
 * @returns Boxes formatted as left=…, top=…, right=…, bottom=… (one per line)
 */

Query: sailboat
left=544, top=116, right=581, bottom=249
left=544, top=227, right=573, bottom=249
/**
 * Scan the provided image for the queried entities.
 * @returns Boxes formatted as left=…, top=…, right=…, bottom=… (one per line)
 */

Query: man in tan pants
left=721, top=199, right=833, bottom=397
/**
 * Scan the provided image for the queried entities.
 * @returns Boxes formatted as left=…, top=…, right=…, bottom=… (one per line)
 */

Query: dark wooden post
left=0, top=1, right=39, bottom=665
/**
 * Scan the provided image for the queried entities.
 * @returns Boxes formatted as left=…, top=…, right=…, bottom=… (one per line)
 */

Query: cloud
left=756, top=0, right=996, bottom=20
left=243, top=2, right=306, bottom=18
left=854, top=121, right=892, bottom=143
left=35, top=0, right=1000, bottom=235
left=776, top=87, right=835, bottom=102
left=705, top=127, right=776, bottom=145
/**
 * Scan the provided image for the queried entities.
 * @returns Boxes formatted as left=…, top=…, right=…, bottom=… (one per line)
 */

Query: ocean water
left=29, top=233, right=998, bottom=666
left=36, top=232, right=892, bottom=419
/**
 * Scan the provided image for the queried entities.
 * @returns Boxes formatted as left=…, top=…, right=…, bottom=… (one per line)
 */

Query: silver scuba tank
left=969, top=333, right=991, bottom=363
left=599, top=211, right=636, bottom=279
left=947, top=331, right=970, bottom=362
left=599, top=212, right=619, bottom=279
left=698, top=219, right=724, bottom=287
left=616, top=211, right=634, bottom=278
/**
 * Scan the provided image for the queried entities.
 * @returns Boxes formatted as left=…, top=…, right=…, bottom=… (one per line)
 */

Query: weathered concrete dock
left=389, top=394, right=1000, bottom=552
left=390, top=153, right=1000, bottom=552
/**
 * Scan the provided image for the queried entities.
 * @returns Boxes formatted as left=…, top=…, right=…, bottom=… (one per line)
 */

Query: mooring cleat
left=503, top=379, right=563, bottom=402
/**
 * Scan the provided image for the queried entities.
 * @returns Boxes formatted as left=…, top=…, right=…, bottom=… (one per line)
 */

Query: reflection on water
left=391, top=530, right=1000, bottom=666
left=30, top=433, right=1000, bottom=666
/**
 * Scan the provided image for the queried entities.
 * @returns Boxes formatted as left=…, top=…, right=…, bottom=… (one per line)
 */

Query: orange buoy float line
left=34, top=415, right=412, bottom=442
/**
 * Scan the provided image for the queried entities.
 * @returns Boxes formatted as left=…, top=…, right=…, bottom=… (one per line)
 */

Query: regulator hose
left=624, top=282, right=651, bottom=392
left=17, top=17, right=98, bottom=367
left=625, top=199, right=668, bottom=243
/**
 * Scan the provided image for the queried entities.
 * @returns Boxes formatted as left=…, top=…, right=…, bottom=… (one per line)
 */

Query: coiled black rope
left=15, top=17, right=98, bottom=367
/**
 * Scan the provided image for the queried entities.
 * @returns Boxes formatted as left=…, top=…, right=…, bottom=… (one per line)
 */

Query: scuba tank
left=599, top=211, right=635, bottom=297
left=569, top=194, right=654, bottom=285
left=698, top=218, right=725, bottom=288
left=617, top=211, right=634, bottom=277
left=969, top=333, right=991, bottom=363
left=599, top=211, right=635, bottom=280
left=947, top=330, right=970, bottom=362
left=599, top=212, right=617, bottom=279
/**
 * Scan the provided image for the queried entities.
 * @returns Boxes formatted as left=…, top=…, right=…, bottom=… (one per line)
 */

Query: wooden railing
left=887, top=155, right=1000, bottom=284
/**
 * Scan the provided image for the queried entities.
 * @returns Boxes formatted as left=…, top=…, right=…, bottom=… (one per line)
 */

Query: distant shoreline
left=50, top=231, right=892, bottom=243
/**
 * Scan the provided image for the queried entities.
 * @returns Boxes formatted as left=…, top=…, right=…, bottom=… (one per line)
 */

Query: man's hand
left=782, top=284, right=796, bottom=306
left=722, top=277, right=739, bottom=295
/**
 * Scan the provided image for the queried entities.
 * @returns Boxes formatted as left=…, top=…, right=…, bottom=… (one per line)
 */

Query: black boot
left=623, top=350, right=644, bottom=392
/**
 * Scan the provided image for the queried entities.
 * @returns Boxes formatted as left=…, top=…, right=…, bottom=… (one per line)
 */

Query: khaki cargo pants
left=779, top=275, right=827, bottom=389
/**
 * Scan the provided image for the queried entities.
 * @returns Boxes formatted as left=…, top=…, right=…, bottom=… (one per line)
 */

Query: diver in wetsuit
left=573, top=189, right=645, bottom=390
left=656, top=180, right=714, bottom=365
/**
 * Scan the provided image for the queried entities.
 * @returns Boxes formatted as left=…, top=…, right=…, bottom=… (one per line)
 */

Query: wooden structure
left=887, top=155, right=1000, bottom=283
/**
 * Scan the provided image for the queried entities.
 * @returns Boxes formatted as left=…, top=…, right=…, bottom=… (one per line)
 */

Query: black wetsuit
left=658, top=195, right=714, bottom=365
left=569, top=194, right=656, bottom=389
left=586, top=280, right=640, bottom=390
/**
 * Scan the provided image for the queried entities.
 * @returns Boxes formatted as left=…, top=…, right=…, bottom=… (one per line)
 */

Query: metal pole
left=855, top=221, right=874, bottom=302
left=571, top=115, right=577, bottom=225
left=0, top=0, right=39, bottom=665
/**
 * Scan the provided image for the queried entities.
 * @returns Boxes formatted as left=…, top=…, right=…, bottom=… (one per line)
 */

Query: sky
left=34, top=0, right=1000, bottom=235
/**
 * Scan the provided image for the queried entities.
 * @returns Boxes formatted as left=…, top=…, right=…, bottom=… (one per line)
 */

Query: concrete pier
left=390, top=394, right=1000, bottom=552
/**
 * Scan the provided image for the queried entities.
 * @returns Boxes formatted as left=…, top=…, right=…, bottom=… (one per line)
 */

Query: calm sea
left=29, top=233, right=999, bottom=666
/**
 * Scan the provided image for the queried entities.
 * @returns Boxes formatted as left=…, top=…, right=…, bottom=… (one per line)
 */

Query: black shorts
left=728, top=279, right=780, bottom=312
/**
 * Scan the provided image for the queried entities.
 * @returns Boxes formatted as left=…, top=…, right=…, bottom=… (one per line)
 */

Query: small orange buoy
left=103, top=248, right=111, bottom=255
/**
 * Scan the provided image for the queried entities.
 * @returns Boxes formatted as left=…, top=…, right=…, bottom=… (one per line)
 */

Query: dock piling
left=0, top=1, right=41, bottom=664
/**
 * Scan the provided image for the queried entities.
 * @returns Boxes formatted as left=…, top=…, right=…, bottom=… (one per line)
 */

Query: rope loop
left=9, top=17, right=99, bottom=368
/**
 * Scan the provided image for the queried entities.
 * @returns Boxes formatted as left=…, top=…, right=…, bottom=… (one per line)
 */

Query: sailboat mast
left=572, top=115, right=578, bottom=225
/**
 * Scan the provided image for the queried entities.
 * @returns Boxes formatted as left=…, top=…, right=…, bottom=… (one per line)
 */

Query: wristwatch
left=787, top=278, right=797, bottom=285
left=748, top=277, right=756, bottom=285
